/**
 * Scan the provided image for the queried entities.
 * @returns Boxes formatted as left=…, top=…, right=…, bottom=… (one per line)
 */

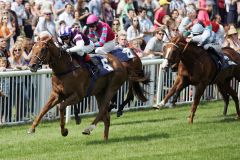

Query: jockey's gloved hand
left=62, top=44, right=69, bottom=49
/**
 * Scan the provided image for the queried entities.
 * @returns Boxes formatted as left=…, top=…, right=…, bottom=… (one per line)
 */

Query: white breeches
left=203, top=43, right=222, bottom=53
left=95, top=40, right=115, bottom=54
left=76, top=41, right=95, bottom=56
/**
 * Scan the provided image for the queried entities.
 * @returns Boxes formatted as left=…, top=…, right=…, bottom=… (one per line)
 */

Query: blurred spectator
left=34, top=9, right=57, bottom=41
left=9, top=43, right=28, bottom=70
left=126, top=16, right=144, bottom=43
left=88, top=0, right=102, bottom=18
left=76, top=0, right=90, bottom=27
left=73, top=10, right=82, bottom=28
left=11, top=0, right=26, bottom=29
left=36, top=0, right=57, bottom=19
left=54, top=0, right=71, bottom=15
left=225, top=0, right=238, bottom=25
left=224, top=25, right=240, bottom=52
left=0, top=36, right=10, bottom=68
left=169, top=0, right=185, bottom=13
left=197, top=0, right=210, bottom=23
left=212, top=14, right=225, bottom=44
left=23, top=2, right=34, bottom=38
left=111, top=18, right=121, bottom=43
left=138, top=7, right=154, bottom=42
left=58, top=3, right=74, bottom=27
left=72, top=22, right=81, bottom=32
left=178, top=7, right=197, bottom=35
left=154, top=0, right=170, bottom=29
left=144, top=27, right=165, bottom=57
left=217, top=0, right=226, bottom=24
left=22, top=37, right=33, bottom=64
left=121, top=0, right=135, bottom=28
left=123, top=8, right=135, bottom=31
left=102, top=0, right=114, bottom=26
left=116, top=32, right=128, bottom=48
left=0, top=15, right=14, bottom=50
left=141, top=0, right=158, bottom=22
left=163, top=18, right=179, bottom=42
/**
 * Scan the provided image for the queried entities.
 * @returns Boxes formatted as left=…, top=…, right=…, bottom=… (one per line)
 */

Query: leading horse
left=160, top=36, right=240, bottom=123
left=28, top=34, right=129, bottom=140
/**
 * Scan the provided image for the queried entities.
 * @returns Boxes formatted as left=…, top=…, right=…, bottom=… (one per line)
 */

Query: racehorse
left=73, top=47, right=150, bottom=122
left=27, top=35, right=130, bottom=140
left=157, top=46, right=240, bottom=116
left=159, top=36, right=240, bottom=123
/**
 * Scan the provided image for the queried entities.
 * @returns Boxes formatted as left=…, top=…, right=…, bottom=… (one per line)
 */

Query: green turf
left=0, top=100, right=240, bottom=160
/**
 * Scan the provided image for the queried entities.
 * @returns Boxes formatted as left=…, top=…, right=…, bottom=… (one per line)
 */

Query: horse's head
left=29, top=34, right=52, bottom=72
left=161, top=36, right=185, bottom=70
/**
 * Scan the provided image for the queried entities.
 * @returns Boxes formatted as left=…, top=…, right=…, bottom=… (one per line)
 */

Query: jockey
left=58, top=26, right=99, bottom=73
left=187, top=22, right=229, bottom=67
left=86, top=14, right=116, bottom=54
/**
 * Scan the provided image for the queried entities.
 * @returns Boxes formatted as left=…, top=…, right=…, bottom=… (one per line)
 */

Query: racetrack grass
left=0, top=100, right=240, bottom=160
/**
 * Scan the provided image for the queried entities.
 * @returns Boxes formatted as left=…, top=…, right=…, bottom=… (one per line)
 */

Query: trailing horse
left=28, top=34, right=130, bottom=140
left=159, top=36, right=240, bottom=123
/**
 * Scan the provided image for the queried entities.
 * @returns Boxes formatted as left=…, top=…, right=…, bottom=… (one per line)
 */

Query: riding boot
left=83, top=53, right=99, bottom=75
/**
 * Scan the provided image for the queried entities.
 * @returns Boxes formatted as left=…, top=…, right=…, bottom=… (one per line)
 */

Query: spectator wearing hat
left=224, top=25, right=240, bottom=52
left=154, top=0, right=170, bottom=29
left=34, top=9, right=57, bottom=41
left=144, top=27, right=165, bottom=58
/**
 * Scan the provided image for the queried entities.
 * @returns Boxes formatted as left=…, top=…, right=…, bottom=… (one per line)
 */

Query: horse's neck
left=49, top=45, right=78, bottom=74
left=181, top=45, right=207, bottom=68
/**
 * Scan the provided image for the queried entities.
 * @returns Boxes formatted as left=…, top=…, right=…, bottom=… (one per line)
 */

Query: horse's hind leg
left=188, top=84, right=207, bottom=124
left=28, top=92, right=61, bottom=134
left=74, top=104, right=81, bottom=125
left=224, top=83, right=240, bottom=118
left=217, top=83, right=230, bottom=116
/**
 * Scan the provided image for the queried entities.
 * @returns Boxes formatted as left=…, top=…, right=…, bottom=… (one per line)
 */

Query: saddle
left=206, top=47, right=229, bottom=70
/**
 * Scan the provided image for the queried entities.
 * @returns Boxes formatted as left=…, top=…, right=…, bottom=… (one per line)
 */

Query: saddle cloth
left=90, top=55, right=114, bottom=77
left=111, top=48, right=135, bottom=62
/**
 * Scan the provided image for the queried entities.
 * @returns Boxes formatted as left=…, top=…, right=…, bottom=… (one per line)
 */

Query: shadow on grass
left=112, top=117, right=176, bottom=126
left=86, top=132, right=170, bottom=145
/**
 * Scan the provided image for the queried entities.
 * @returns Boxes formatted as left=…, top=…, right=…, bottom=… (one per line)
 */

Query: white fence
left=0, top=58, right=239, bottom=125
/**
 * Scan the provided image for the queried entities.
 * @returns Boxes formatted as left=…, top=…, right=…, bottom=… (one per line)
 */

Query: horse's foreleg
left=217, top=83, right=230, bottom=116
left=28, top=93, right=60, bottom=134
left=155, top=75, right=185, bottom=109
left=188, top=84, right=206, bottom=124
left=59, top=93, right=80, bottom=137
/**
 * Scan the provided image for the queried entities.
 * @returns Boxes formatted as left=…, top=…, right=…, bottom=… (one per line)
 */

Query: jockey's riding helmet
left=191, top=23, right=204, bottom=35
left=86, top=14, right=99, bottom=27
left=58, top=26, right=72, bottom=40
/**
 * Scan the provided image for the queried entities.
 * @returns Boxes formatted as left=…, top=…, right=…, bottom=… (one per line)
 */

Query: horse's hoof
left=61, top=128, right=68, bottom=137
left=117, top=111, right=123, bottom=117
left=235, top=115, right=240, bottom=120
left=152, top=105, right=160, bottom=109
left=82, top=129, right=91, bottom=135
left=108, top=104, right=117, bottom=112
left=75, top=116, right=81, bottom=125
left=27, top=128, right=35, bottom=134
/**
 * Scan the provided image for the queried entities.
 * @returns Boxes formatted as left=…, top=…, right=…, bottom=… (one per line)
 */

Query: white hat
left=228, top=25, right=237, bottom=36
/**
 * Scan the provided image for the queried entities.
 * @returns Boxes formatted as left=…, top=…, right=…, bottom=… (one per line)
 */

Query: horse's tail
left=131, top=80, right=148, bottom=102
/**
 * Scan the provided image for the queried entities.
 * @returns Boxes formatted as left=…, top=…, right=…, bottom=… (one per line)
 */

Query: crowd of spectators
left=0, top=0, right=240, bottom=124
left=0, top=0, right=240, bottom=71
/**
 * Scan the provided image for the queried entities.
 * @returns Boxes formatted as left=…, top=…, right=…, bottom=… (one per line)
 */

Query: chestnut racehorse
left=160, top=36, right=240, bottom=123
left=158, top=47, right=240, bottom=115
left=28, top=35, right=130, bottom=140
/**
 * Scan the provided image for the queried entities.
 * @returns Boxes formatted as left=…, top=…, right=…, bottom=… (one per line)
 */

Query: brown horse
left=28, top=35, right=129, bottom=140
left=157, top=47, right=240, bottom=115
left=73, top=48, right=150, bottom=123
left=160, top=36, right=240, bottom=123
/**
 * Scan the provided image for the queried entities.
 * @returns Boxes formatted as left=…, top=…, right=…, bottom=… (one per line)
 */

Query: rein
left=37, top=40, right=80, bottom=77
